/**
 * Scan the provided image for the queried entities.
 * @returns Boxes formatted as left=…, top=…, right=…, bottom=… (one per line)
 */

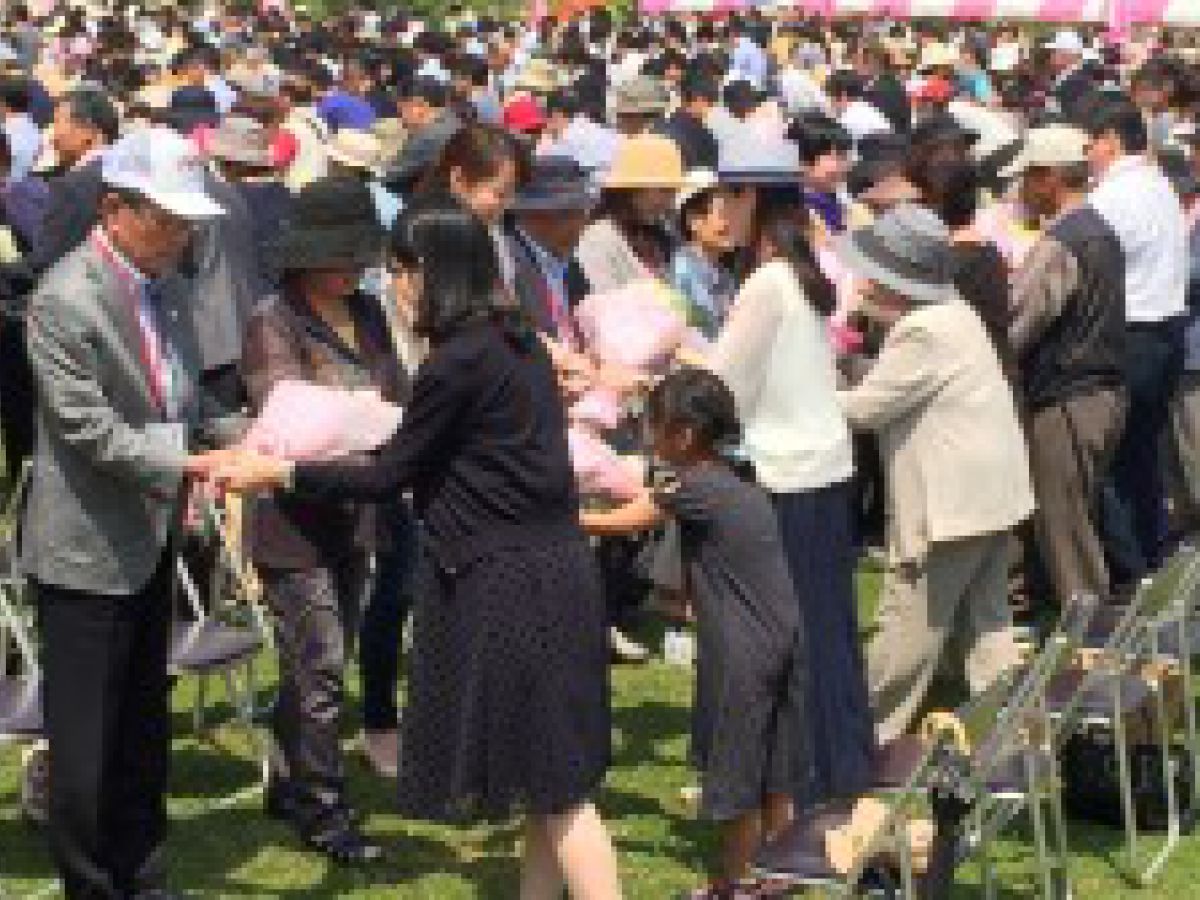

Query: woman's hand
left=208, top=451, right=293, bottom=494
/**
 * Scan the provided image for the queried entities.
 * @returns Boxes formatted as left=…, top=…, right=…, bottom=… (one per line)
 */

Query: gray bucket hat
left=612, top=75, right=671, bottom=117
left=838, top=203, right=961, bottom=305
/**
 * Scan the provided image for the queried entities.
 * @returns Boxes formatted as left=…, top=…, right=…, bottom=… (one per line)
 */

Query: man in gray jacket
left=23, top=127, right=230, bottom=900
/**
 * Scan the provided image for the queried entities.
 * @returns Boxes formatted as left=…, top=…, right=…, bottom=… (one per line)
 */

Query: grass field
left=1, top=574, right=1197, bottom=898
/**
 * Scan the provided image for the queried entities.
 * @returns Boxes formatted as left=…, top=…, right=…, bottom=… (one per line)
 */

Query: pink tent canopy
left=637, top=0, right=1199, bottom=22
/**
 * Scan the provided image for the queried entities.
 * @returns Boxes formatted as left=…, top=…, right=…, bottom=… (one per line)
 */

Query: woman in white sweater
left=709, top=196, right=875, bottom=807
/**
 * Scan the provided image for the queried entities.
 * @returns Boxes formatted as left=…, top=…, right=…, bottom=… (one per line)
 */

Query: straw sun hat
left=603, top=134, right=686, bottom=190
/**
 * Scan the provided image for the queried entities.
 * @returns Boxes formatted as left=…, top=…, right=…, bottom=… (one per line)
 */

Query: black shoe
left=302, top=822, right=385, bottom=866
left=264, top=779, right=298, bottom=822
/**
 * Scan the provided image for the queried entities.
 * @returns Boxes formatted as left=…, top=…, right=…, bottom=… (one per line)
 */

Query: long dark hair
left=751, top=196, right=836, bottom=316
left=390, top=195, right=524, bottom=344
left=593, top=188, right=673, bottom=276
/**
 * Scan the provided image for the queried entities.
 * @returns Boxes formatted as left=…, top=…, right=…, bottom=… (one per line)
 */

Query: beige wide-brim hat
left=603, top=135, right=686, bottom=190
left=919, top=42, right=961, bottom=71
left=514, top=58, right=563, bottom=94
left=326, top=128, right=385, bottom=178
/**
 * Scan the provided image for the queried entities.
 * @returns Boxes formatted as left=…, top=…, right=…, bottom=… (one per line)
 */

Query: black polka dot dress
left=292, top=320, right=612, bottom=822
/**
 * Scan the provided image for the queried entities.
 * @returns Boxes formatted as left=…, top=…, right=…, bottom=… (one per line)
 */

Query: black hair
left=61, top=88, right=120, bottom=143
left=390, top=195, right=517, bottom=343
left=1080, top=98, right=1148, bottom=155
left=680, top=69, right=719, bottom=104
left=0, top=79, right=30, bottom=114
left=788, top=112, right=852, bottom=165
left=751, top=195, right=836, bottom=316
left=910, top=159, right=980, bottom=232
left=678, top=186, right=721, bottom=242
left=825, top=70, right=866, bottom=101
left=647, top=366, right=741, bottom=452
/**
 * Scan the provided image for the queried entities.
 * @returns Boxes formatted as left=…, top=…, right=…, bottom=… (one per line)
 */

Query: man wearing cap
left=507, top=156, right=593, bottom=346
left=1043, top=30, right=1093, bottom=119
left=23, top=126, right=230, bottom=900
left=1007, top=124, right=1127, bottom=609
left=611, top=74, right=673, bottom=138
left=836, top=204, right=1032, bottom=741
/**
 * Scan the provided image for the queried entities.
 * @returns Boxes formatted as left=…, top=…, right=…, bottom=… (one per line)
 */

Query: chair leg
left=1110, top=680, right=1140, bottom=876
left=1045, top=746, right=1073, bottom=898
left=973, top=805, right=997, bottom=900
left=1138, top=680, right=1182, bottom=884
left=1024, top=750, right=1054, bottom=899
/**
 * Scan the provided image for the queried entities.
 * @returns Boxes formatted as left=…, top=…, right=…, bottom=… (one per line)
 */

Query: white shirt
left=709, top=260, right=854, bottom=493
left=1088, top=155, right=1189, bottom=323
left=838, top=100, right=892, bottom=147
left=779, top=65, right=831, bottom=116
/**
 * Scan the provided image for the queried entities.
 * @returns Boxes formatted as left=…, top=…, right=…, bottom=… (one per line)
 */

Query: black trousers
left=359, top=513, right=417, bottom=732
left=260, top=555, right=367, bottom=829
left=36, top=553, right=174, bottom=900
left=1108, top=319, right=1186, bottom=584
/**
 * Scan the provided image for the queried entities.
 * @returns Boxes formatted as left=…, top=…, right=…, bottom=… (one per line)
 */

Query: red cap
left=503, top=95, right=546, bottom=134
left=913, top=77, right=953, bottom=104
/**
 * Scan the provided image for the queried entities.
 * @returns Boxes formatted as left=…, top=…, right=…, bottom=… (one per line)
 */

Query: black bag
left=1060, top=727, right=1194, bottom=831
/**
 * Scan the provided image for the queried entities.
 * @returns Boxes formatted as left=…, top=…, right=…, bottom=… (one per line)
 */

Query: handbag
left=1060, top=726, right=1194, bottom=831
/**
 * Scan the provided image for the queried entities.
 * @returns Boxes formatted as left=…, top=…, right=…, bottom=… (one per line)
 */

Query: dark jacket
left=866, top=72, right=911, bottom=134
left=292, top=319, right=581, bottom=575
left=241, top=289, right=407, bottom=570
left=28, top=157, right=103, bottom=277
left=657, top=109, right=719, bottom=170
left=507, top=225, right=585, bottom=344
left=1020, top=206, right=1126, bottom=410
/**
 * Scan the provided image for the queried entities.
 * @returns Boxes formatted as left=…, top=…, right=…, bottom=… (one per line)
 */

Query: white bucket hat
left=102, top=126, right=224, bottom=219
left=1000, top=124, right=1090, bottom=179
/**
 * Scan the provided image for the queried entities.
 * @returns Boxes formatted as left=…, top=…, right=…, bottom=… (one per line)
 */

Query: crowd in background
left=2, top=3, right=1200, bottom=898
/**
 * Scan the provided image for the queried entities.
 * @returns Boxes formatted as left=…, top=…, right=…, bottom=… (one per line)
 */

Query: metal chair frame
left=168, top=501, right=272, bottom=813
left=968, top=547, right=1200, bottom=893
left=754, top=591, right=1101, bottom=898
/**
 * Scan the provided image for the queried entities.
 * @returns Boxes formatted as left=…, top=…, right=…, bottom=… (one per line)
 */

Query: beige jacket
left=839, top=299, right=1034, bottom=563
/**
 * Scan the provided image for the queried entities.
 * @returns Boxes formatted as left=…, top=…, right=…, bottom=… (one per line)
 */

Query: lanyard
left=92, top=233, right=171, bottom=417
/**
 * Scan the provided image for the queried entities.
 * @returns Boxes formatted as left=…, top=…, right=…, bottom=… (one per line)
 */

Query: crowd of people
left=3, top=2, right=1200, bottom=898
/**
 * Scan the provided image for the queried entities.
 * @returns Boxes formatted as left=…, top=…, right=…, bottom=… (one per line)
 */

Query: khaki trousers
left=868, top=532, right=1021, bottom=743
left=1170, top=371, right=1200, bottom=535
left=1027, top=389, right=1126, bottom=607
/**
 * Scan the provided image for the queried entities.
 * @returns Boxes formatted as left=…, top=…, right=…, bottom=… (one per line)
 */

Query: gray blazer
left=21, top=237, right=202, bottom=596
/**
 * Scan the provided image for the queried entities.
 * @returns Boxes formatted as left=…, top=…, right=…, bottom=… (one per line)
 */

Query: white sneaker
left=609, top=626, right=650, bottom=663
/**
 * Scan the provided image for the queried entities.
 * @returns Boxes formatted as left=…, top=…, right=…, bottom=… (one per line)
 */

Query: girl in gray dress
left=582, top=367, right=813, bottom=898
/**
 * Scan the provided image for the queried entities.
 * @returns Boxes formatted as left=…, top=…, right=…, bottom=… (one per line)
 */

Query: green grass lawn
left=1, top=573, right=1197, bottom=897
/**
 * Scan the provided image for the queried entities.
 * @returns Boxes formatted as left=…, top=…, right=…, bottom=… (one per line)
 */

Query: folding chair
left=168, top=501, right=271, bottom=811
left=0, top=462, right=48, bottom=826
left=753, top=592, right=1100, bottom=898
left=1033, top=547, right=1200, bottom=886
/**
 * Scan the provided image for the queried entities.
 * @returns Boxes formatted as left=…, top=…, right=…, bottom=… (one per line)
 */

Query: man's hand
left=183, top=446, right=247, bottom=479
left=209, top=451, right=292, bottom=494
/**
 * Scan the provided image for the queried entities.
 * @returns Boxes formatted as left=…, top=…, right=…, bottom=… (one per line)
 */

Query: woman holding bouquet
left=240, top=176, right=407, bottom=863
left=215, top=195, right=621, bottom=899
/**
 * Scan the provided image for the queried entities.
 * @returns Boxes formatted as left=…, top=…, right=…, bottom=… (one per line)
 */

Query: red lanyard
left=92, top=232, right=167, bottom=415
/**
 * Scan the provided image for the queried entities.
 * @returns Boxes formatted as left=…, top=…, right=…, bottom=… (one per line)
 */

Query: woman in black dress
left=211, top=197, right=620, bottom=898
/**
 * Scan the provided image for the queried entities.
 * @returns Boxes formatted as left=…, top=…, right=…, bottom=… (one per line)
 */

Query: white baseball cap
left=102, top=126, right=224, bottom=220
left=1001, top=124, right=1090, bottom=179
left=1044, top=31, right=1085, bottom=55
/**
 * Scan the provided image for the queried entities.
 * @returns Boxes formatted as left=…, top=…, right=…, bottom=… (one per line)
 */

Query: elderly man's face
left=101, top=194, right=194, bottom=277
